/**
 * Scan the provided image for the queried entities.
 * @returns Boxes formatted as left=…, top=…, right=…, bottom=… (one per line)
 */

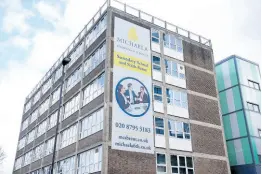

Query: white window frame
left=37, top=119, right=47, bottom=137
left=33, top=91, right=41, bottom=105
left=22, top=117, right=29, bottom=131
left=170, top=155, right=194, bottom=174
left=64, top=93, right=80, bottom=120
left=156, top=153, right=167, bottom=174
left=77, top=146, right=103, bottom=174
left=27, top=129, right=36, bottom=144
left=33, top=143, right=44, bottom=162
left=153, top=85, right=163, bottom=102
left=60, top=124, right=78, bottom=149
left=82, top=73, right=105, bottom=106
left=45, top=137, right=55, bottom=156
left=155, top=117, right=165, bottom=135
left=152, top=55, right=161, bottom=71
left=80, top=108, right=104, bottom=139
left=14, top=156, right=23, bottom=170
left=30, top=109, right=39, bottom=124
left=51, top=87, right=61, bottom=105
left=65, top=67, right=82, bottom=92
left=168, top=120, right=191, bottom=140
left=18, top=136, right=26, bottom=150
left=67, top=42, right=84, bottom=68
left=54, top=66, right=63, bottom=83
left=42, top=78, right=52, bottom=95
left=48, top=111, right=58, bottom=130
left=24, top=101, right=31, bottom=113
left=56, top=156, right=75, bottom=174
left=165, top=60, right=185, bottom=79
left=151, top=29, right=160, bottom=43
left=39, top=97, right=50, bottom=116
left=166, top=88, right=188, bottom=109
left=163, top=33, right=183, bottom=53
left=24, top=150, right=33, bottom=166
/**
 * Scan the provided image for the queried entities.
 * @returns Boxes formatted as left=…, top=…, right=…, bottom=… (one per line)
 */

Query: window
left=165, top=60, right=185, bottom=79
left=247, top=102, right=260, bottom=112
left=154, top=85, right=163, bottom=102
left=80, top=108, right=104, bottom=139
left=83, top=43, right=106, bottom=76
left=170, top=155, right=194, bottom=174
left=151, top=29, right=160, bottom=43
left=155, top=117, right=164, bottom=135
left=83, top=73, right=105, bottom=106
left=30, top=109, right=38, bottom=124
left=24, top=150, right=33, bottom=166
left=168, top=120, right=191, bottom=140
left=45, top=137, right=55, bottom=156
left=22, top=117, right=29, bottom=131
left=51, top=87, right=61, bottom=105
left=248, top=80, right=260, bottom=90
left=163, top=33, right=183, bottom=53
left=54, top=66, right=63, bottom=83
left=65, top=67, right=82, bottom=92
left=43, top=166, right=52, bottom=174
left=67, top=42, right=84, bottom=68
left=153, top=56, right=161, bottom=71
left=37, top=119, right=47, bottom=137
left=31, top=169, right=41, bottom=174
left=39, top=97, right=50, bottom=115
left=48, top=111, right=58, bottom=130
left=60, top=124, right=77, bottom=149
left=33, top=91, right=41, bottom=105
left=18, top=136, right=26, bottom=150
left=166, top=88, right=188, bottom=109
left=157, top=153, right=166, bottom=173
left=64, top=93, right=80, bottom=119
left=55, top=156, right=75, bottom=174
left=27, top=129, right=36, bottom=144
left=78, top=146, right=103, bottom=174
left=33, top=143, right=44, bottom=161
left=24, top=101, right=31, bottom=113
left=14, top=156, right=23, bottom=170
left=42, top=78, right=52, bottom=95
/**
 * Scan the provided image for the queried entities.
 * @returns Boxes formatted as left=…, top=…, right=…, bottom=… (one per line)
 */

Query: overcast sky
left=0, top=0, right=260, bottom=173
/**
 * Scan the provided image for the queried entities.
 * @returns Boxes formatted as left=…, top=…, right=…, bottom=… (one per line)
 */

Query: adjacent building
left=13, top=0, right=230, bottom=173
left=216, top=55, right=261, bottom=174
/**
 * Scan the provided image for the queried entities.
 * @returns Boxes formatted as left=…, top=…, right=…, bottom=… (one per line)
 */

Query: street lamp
left=50, top=57, right=71, bottom=174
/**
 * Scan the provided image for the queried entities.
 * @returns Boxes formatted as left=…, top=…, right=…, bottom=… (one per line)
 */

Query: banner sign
left=112, top=17, right=154, bottom=154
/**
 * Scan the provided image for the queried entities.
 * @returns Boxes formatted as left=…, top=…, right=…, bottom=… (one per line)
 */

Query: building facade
left=13, top=1, right=230, bottom=174
left=216, top=55, right=261, bottom=174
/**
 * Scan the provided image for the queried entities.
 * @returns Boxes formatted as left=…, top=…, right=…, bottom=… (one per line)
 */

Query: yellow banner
left=114, top=51, right=151, bottom=76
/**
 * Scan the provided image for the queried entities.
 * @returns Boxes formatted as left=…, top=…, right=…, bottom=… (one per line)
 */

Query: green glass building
left=216, top=55, right=261, bottom=174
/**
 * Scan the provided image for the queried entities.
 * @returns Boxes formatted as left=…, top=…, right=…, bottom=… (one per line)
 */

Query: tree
left=0, top=147, right=5, bottom=164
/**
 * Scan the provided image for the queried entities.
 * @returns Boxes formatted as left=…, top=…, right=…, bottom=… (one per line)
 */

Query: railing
left=26, top=0, right=211, bottom=102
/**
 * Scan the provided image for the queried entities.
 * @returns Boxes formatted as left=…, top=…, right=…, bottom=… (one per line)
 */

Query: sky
left=0, top=0, right=260, bottom=173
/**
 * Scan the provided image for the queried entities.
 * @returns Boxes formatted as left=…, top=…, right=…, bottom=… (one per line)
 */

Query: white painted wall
left=151, top=42, right=161, bottom=53
left=153, top=71, right=162, bottom=82
left=153, top=101, right=164, bottom=113
left=155, top=135, right=166, bottom=148
left=167, top=104, right=189, bottom=118
left=163, top=47, right=184, bottom=61
left=165, top=74, right=186, bottom=88
left=169, top=138, right=192, bottom=151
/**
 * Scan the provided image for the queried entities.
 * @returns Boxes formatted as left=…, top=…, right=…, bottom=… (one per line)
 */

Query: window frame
left=155, top=117, right=165, bottom=135
left=156, top=153, right=167, bottom=173
left=65, top=67, right=82, bottom=92
left=247, top=102, right=260, bottom=113
left=170, top=155, right=194, bottom=174
left=153, top=85, right=163, bottom=102
left=152, top=55, right=161, bottom=71
left=168, top=120, right=191, bottom=140
left=63, top=93, right=80, bottom=120
left=60, top=124, right=78, bottom=149
left=151, top=29, right=160, bottom=43
left=166, top=88, right=188, bottom=109
left=248, top=80, right=260, bottom=90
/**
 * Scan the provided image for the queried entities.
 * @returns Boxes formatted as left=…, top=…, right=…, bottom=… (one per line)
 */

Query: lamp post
left=50, top=57, right=71, bottom=174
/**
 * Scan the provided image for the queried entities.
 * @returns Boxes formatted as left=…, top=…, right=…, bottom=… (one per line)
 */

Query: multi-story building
left=13, top=0, right=230, bottom=173
left=216, top=55, right=261, bottom=174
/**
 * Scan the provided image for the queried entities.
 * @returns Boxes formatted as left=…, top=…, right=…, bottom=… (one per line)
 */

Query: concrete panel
left=108, top=148, right=156, bottom=174
left=78, top=131, right=103, bottom=151
left=194, top=157, right=229, bottom=174
left=186, top=67, right=217, bottom=97
left=58, top=143, right=76, bottom=160
left=81, top=94, right=104, bottom=117
left=40, top=89, right=50, bottom=103
left=30, top=159, right=42, bottom=171
left=19, top=129, right=27, bottom=139
left=183, top=41, right=213, bottom=71
left=24, top=142, right=33, bottom=152
left=85, top=30, right=106, bottom=56
left=52, top=77, right=62, bottom=91
left=82, top=60, right=105, bottom=87
left=49, top=101, right=59, bottom=114
left=35, top=134, right=45, bottom=146
left=12, top=169, right=20, bottom=174
left=28, top=120, right=37, bottom=132
left=61, top=111, right=79, bottom=130
left=64, top=82, right=81, bottom=102
left=42, top=154, right=52, bottom=167
left=21, top=165, right=30, bottom=174
left=38, top=112, right=48, bottom=123
left=46, top=126, right=57, bottom=140
left=31, top=101, right=40, bottom=114
left=66, top=55, right=83, bottom=76
left=191, top=124, right=225, bottom=156
left=188, top=94, right=221, bottom=125
left=16, top=148, right=24, bottom=158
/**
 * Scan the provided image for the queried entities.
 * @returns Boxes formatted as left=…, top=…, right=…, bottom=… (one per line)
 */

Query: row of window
left=157, top=153, right=194, bottom=174
left=152, top=55, right=185, bottom=79
left=248, top=80, right=260, bottom=90
left=247, top=102, right=260, bottom=113
left=24, top=15, right=107, bottom=114
left=15, top=145, right=102, bottom=174
left=151, top=29, right=183, bottom=53
left=18, top=112, right=58, bottom=150
left=153, top=85, right=188, bottom=108
left=155, top=117, right=191, bottom=140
